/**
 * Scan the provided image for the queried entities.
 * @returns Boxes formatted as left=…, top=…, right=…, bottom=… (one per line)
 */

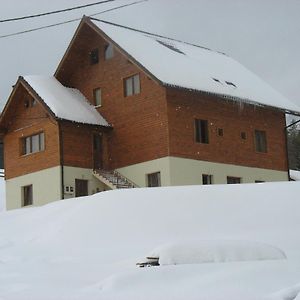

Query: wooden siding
left=57, top=23, right=169, bottom=170
left=166, top=88, right=288, bottom=171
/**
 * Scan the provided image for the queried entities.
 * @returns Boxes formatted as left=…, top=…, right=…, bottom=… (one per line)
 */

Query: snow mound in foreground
left=147, top=240, right=286, bottom=265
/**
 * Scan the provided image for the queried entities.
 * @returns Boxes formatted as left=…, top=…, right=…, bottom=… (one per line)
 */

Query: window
left=22, top=132, right=45, bottom=155
left=227, top=176, right=241, bottom=184
left=124, top=74, right=140, bottom=97
left=93, top=88, right=102, bottom=106
left=202, top=174, right=213, bottom=185
left=90, top=48, right=99, bottom=64
left=104, top=43, right=114, bottom=60
left=255, top=130, right=267, bottom=153
left=195, top=119, right=209, bottom=144
left=22, top=185, right=33, bottom=206
left=147, top=172, right=161, bottom=187
left=217, top=128, right=223, bottom=137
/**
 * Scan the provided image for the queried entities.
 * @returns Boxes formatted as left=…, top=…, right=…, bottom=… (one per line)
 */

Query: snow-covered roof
left=23, top=76, right=109, bottom=126
left=90, top=19, right=300, bottom=114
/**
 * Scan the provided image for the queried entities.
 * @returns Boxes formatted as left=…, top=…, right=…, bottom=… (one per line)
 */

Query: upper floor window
left=90, top=48, right=99, bottom=65
left=195, top=119, right=209, bottom=144
left=93, top=88, right=102, bottom=106
left=104, top=43, right=114, bottom=60
left=22, top=132, right=45, bottom=155
left=124, top=74, right=140, bottom=97
left=255, top=130, right=267, bottom=153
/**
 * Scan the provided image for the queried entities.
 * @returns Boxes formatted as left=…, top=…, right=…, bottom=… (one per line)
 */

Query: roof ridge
left=90, top=17, right=227, bottom=55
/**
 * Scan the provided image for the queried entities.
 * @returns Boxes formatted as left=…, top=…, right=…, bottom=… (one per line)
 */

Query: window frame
left=147, top=172, right=161, bottom=187
left=254, top=130, right=267, bottom=153
left=124, top=74, right=141, bottom=97
left=90, top=48, right=99, bottom=65
left=104, top=43, right=114, bottom=60
left=202, top=174, right=213, bottom=185
left=22, top=184, right=33, bottom=206
left=195, top=119, right=209, bottom=144
left=93, top=88, right=102, bottom=107
left=21, top=132, right=45, bottom=156
left=227, top=176, right=241, bottom=184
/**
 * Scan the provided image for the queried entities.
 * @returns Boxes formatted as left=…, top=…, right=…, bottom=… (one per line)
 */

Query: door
left=75, top=179, right=88, bottom=197
left=93, top=134, right=103, bottom=170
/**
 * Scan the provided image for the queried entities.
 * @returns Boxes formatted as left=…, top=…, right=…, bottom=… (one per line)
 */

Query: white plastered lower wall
left=63, top=166, right=107, bottom=199
left=117, top=156, right=288, bottom=187
left=6, top=166, right=107, bottom=210
left=6, top=166, right=62, bottom=210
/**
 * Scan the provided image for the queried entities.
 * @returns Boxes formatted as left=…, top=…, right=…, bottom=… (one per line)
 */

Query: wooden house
left=1, top=17, right=299, bottom=209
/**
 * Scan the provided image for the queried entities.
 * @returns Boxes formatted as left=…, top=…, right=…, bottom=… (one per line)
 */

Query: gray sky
left=0, top=0, right=300, bottom=115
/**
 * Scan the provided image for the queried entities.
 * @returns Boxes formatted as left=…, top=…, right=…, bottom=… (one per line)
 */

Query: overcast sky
left=0, top=0, right=300, bottom=116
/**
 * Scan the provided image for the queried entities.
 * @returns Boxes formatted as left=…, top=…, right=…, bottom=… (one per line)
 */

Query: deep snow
left=0, top=182, right=300, bottom=299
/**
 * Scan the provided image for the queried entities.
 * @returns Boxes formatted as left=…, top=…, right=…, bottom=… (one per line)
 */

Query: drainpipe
left=58, top=121, right=64, bottom=199
left=284, top=118, right=300, bottom=181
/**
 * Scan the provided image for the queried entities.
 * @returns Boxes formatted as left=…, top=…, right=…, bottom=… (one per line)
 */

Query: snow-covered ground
left=0, top=182, right=300, bottom=300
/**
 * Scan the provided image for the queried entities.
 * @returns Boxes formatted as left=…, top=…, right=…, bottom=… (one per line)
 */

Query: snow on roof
left=23, top=76, right=109, bottom=126
left=91, top=19, right=300, bottom=114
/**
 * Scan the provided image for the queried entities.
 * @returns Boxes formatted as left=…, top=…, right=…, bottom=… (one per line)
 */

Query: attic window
left=225, top=81, right=237, bottom=88
left=90, top=48, right=99, bottom=65
left=104, top=43, right=114, bottom=60
left=156, top=40, right=185, bottom=55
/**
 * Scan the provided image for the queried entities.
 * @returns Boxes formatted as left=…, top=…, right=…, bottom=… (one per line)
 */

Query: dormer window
left=104, top=43, right=114, bottom=60
left=90, top=48, right=99, bottom=65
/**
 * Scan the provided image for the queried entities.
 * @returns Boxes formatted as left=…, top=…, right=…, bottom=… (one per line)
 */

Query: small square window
left=241, top=132, right=246, bottom=140
left=195, top=119, right=209, bottom=144
left=124, top=74, right=140, bottom=97
left=255, top=130, right=267, bottom=153
left=22, top=184, right=33, bottom=206
left=202, top=174, right=213, bottom=185
left=90, top=48, right=99, bottom=65
left=104, top=43, right=114, bottom=60
left=93, top=88, right=102, bottom=106
left=147, top=172, right=161, bottom=187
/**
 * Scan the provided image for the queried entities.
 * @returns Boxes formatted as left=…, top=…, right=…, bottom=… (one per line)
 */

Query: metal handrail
left=113, top=170, right=139, bottom=188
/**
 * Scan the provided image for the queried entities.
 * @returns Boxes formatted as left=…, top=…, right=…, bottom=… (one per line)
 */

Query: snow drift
left=0, top=182, right=300, bottom=299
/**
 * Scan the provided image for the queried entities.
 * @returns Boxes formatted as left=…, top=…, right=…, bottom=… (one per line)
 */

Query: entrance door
left=75, top=179, right=88, bottom=197
left=93, top=134, right=103, bottom=170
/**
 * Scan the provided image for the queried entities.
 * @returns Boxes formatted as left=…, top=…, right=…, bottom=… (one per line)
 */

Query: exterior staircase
left=0, top=169, right=4, bottom=178
left=93, top=169, right=138, bottom=190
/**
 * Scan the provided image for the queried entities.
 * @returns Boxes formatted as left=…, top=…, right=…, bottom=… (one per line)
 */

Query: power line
left=0, top=0, right=147, bottom=39
left=0, top=0, right=118, bottom=23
